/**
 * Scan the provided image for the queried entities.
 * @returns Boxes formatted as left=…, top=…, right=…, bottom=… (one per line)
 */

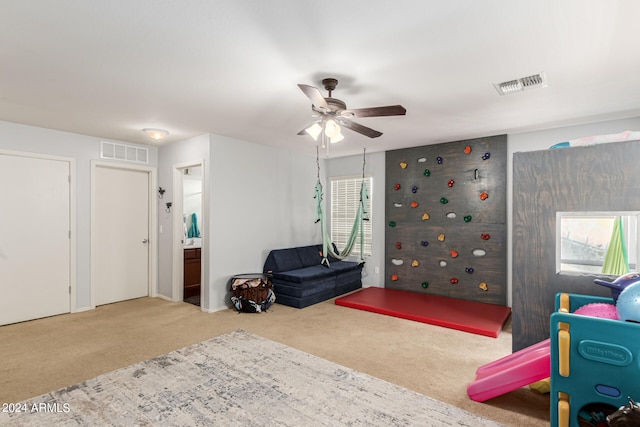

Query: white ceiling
left=2, top=1, right=640, bottom=158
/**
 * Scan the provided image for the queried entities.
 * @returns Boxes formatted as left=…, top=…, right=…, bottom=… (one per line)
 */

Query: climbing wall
left=385, top=135, right=507, bottom=305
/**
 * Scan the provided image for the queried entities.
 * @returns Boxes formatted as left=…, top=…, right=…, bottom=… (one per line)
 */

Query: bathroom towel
left=188, top=213, right=200, bottom=238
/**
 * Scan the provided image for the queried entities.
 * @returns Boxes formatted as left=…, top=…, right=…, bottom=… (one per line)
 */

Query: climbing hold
left=446, top=212, right=456, bottom=219
left=450, top=250, right=459, bottom=258
left=417, top=157, right=427, bottom=163
left=437, top=233, right=445, bottom=242
left=481, top=233, right=491, bottom=240
left=391, top=274, right=399, bottom=281
left=448, top=179, right=455, bottom=188
left=480, top=191, right=489, bottom=201
left=479, top=282, right=488, bottom=291
left=400, top=161, right=408, bottom=169
left=465, top=267, right=474, bottom=274
left=421, top=213, right=430, bottom=220
left=423, top=169, right=431, bottom=177
left=439, top=260, right=447, bottom=267
left=394, top=202, right=403, bottom=208
left=482, top=152, right=490, bottom=160
left=411, top=259, right=419, bottom=267
left=421, top=281, right=429, bottom=288
left=391, top=259, right=404, bottom=266
left=412, top=185, right=418, bottom=193
left=472, top=248, right=487, bottom=257
left=437, top=156, right=443, bottom=164
left=440, top=197, right=449, bottom=204
left=394, top=183, right=401, bottom=191
left=463, top=215, right=472, bottom=223
left=396, top=242, right=402, bottom=249
left=464, top=145, right=472, bottom=154
left=410, top=201, right=419, bottom=208
left=450, top=277, right=459, bottom=284
left=420, top=240, right=429, bottom=247
left=388, top=221, right=396, bottom=227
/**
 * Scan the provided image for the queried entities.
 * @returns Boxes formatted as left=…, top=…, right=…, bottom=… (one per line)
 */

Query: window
left=556, top=211, right=639, bottom=275
left=330, top=175, right=373, bottom=257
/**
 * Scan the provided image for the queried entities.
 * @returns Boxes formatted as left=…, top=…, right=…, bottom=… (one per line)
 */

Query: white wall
left=324, top=151, right=385, bottom=287
left=4, top=116, right=639, bottom=314
left=0, top=120, right=158, bottom=311
left=157, top=133, right=320, bottom=312
left=207, top=135, right=320, bottom=311
left=156, top=134, right=210, bottom=300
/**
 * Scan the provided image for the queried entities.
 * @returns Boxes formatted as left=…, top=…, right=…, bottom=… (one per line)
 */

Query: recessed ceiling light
left=493, top=72, right=547, bottom=96
left=143, top=128, right=169, bottom=141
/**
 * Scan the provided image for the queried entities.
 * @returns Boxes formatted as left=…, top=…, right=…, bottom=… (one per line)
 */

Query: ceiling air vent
left=493, top=72, right=547, bottom=96
left=101, top=141, right=149, bottom=164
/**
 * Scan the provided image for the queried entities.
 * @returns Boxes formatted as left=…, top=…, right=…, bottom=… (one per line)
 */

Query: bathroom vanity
left=184, top=242, right=201, bottom=299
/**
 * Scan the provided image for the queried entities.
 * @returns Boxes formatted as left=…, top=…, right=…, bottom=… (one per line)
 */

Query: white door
left=0, top=153, right=70, bottom=325
left=93, top=165, right=149, bottom=305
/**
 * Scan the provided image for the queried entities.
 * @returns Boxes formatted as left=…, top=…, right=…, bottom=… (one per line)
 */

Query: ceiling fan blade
left=298, top=84, right=329, bottom=111
left=343, top=104, right=406, bottom=118
left=338, top=118, right=383, bottom=138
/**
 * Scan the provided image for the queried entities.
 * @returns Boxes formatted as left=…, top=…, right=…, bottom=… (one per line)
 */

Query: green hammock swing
left=601, top=216, right=630, bottom=275
left=314, top=147, right=369, bottom=266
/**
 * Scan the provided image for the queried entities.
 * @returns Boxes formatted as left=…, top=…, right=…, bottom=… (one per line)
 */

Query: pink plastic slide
left=467, top=339, right=551, bottom=402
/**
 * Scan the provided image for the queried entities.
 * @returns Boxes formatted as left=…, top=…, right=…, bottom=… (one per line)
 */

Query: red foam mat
left=335, top=287, right=511, bottom=338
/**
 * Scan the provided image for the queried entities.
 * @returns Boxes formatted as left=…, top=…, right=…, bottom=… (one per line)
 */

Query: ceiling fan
left=297, top=78, right=406, bottom=143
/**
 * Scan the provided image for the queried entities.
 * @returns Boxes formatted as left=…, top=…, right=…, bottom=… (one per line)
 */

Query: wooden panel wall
left=512, top=140, right=640, bottom=352
left=385, top=135, right=507, bottom=305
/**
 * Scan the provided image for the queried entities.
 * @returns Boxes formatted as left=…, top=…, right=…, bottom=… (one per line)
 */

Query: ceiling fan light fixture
left=324, top=120, right=341, bottom=138
left=305, top=122, right=322, bottom=141
left=329, top=132, right=344, bottom=144
left=143, top=128, right=169, bottom=141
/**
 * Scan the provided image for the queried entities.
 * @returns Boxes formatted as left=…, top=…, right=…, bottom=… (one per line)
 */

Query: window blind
left=330, top=176, right=373, bottom=257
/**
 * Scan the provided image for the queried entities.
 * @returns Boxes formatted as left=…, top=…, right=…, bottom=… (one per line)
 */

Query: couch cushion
left=272, top=276, right=335, bottom=298
left=326, top=260, right=362, bottom=273
left=296, top=245, right=323, bottom=267
left=273, top=265, right=335, bottom=283
left=264, top=248, right=303, bottom=273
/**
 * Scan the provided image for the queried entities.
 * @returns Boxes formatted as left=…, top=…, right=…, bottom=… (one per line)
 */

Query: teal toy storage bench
left=550, top=293, right=640, bottom=427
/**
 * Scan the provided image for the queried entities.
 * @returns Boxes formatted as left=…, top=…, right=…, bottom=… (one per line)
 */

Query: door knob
left=142, top=238, right=148, bottom=244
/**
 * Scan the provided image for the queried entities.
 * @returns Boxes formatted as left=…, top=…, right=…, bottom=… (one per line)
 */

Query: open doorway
left=173, top=162, right=204, bottom=307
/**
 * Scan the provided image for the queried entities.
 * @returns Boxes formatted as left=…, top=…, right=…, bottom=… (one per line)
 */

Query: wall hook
left=165, top=202, right=172, bottom=213
left=158, top=187, right=166, bottom=199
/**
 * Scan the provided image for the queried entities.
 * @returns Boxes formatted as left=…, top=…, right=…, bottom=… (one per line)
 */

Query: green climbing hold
left=464, top=215, right=472, bottom=222
left=389, top=221, right=396, bottom=227
left=421, top=281, right=429, bottom=289
left=440, top=197, right=448, bottom=204
left=423, top=169, right=431, bottom=176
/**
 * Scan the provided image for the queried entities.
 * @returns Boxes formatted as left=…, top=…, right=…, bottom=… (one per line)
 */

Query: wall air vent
left=101, top=141, right=149, bottom=164
left=493, top=72, right=547, bottom=96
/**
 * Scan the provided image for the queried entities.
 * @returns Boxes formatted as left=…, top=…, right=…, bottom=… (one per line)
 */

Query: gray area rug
left=6, top=330, right=502, bottom=426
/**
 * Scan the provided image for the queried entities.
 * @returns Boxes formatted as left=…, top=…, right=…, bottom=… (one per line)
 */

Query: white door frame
left=171, top=160, right=206, bottom=309
left=90, top=161, right=158, bottom=309
left=0, top=149, right=77, bottom=313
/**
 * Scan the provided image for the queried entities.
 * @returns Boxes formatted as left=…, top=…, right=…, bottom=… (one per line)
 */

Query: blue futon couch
left=263, top=244, right=363, bottom=308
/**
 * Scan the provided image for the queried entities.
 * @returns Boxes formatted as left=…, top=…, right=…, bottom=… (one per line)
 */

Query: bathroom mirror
left=183, top=166, right=202, bottom=247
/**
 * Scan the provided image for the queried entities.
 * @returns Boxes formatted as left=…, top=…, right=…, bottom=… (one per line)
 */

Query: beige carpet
left=6, top=330, right=503, bottom=426
left=0, top=295, right=550, bottom=426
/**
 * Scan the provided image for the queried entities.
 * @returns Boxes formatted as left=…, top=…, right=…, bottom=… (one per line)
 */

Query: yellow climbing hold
left=422, top=213, right=430, bottom=220
left=479, top=282, right=488, bottom=291
left=400, top=161, right=408, bottom=169
left=411, top=259, right=419, bottom=267
left=437, top=233, right=445, bottom=242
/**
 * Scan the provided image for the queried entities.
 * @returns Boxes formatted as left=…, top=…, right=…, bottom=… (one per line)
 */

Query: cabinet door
left=184, top=249, right=201, bottom=286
